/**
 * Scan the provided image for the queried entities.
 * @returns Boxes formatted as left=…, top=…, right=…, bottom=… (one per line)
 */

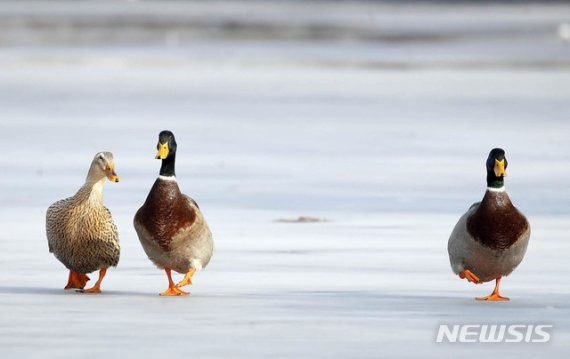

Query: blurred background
left=1, top=2, right=570, bottom=357
left=1, top=1, right=569, bottom=67
left=1, top=0, right=569, bottom=215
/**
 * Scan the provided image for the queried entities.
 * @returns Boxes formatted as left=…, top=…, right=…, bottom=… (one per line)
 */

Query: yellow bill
left=494, top=159, right=506, bottom=177
left=105, top=164, right=120, bottom=183
left=156, top=142, right=169, bottom=160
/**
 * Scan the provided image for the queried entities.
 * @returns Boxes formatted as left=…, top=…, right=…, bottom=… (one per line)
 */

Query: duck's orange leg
left=459, top=269, right=481, bottom=284
left=176, top=268, right=196, bottom=288
left=160, top=268, right=188, bottom=296
left=476, top=277, right=510, bottom=301
left=64, top=271, right=75, bottom=289
left=81, top=268, right=107, bottom=293
left=64, top=271, right=90, bottom=290
left=78, top=273, right=90, bottom=287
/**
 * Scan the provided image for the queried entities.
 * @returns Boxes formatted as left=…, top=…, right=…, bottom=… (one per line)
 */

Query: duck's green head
left=155, top=130, right=177, bottom=160
left=486, top=148, right=507, bottom=188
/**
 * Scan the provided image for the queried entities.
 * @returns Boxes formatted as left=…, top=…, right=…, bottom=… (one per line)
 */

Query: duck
left=134, top=130, right=213, bottom=296
left=448, top=148, right=530, bottom=301
left=46, top=152, right=121, bottom=293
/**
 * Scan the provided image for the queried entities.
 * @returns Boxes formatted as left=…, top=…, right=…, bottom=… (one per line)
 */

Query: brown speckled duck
left=448, top=148, right=530, bottom=301
left=46, top=152, right=120, bottom=293
left=134, top=131, right=213, bottom=296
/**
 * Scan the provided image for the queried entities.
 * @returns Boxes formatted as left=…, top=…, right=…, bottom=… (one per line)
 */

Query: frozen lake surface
left=0, top=1, right=570, bottom=358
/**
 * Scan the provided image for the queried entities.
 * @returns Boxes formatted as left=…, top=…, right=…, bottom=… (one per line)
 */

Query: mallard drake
left=448, top=148, right=530, bottom=301
left=46, top=152, right=120, bottom=293
left=134, top=130, right=213, bottom=296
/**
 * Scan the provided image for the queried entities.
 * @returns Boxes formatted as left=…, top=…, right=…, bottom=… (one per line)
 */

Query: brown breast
left=467, top=190, right=529, bottom=250
left=135, top=178, right=196, bottom=252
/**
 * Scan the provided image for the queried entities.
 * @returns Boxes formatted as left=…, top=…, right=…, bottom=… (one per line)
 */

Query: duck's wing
left=447, top=204, right=479, bottom=275
left=46, top=197, right=72, bottom=253
left=96, top=206, right=121, bottom=266
left=181, top=194, right=213, bottom=269
left=468, top=201, right=481, bottom=211
left=133, top=203, right=161, bottom=257
left=102, top=207, right=120, bottom=244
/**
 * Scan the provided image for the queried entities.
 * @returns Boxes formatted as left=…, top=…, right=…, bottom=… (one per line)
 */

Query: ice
left=0, top=1, right=570, bottom=358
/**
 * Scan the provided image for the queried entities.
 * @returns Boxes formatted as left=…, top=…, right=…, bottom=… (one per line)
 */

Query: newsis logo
left=436, top=324, right=553, bottom=343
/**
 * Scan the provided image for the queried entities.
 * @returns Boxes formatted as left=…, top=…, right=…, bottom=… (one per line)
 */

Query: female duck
left=134, top=131, right=213, bottom=296
left=448, top=148, right=530, bottom=301
left=46, top=152, right=120, bottom=293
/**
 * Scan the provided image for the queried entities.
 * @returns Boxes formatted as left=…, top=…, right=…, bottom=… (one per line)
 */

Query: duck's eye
left=98, top=155, right=104, bottom=160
